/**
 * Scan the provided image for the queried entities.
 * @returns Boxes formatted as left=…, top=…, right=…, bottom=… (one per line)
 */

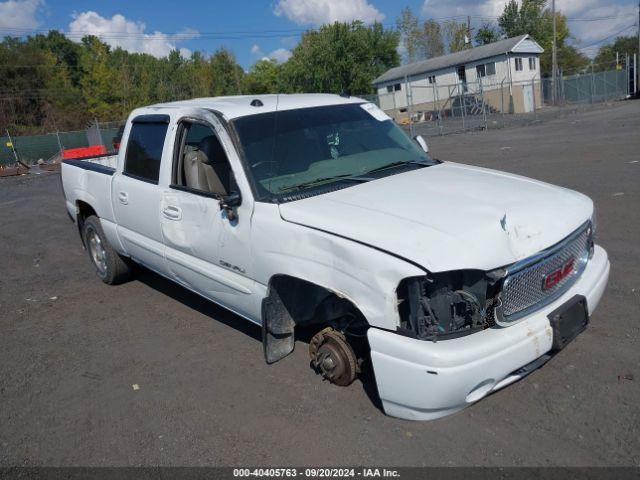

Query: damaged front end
left=396, top=269, right=505, bottom=341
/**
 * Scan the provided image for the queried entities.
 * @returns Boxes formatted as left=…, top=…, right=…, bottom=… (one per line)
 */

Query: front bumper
left=368, top=244, right=610, bottom=421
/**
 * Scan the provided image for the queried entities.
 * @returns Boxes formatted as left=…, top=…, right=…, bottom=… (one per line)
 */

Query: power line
left=576, top=23, right=637, bottom=51
left=0, top=14, right=631, bottom=39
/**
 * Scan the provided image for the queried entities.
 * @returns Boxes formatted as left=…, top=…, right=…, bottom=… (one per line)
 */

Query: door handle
left=118, top=191, right=128, bottom=205
left=162, top=205, right=182, bottom=221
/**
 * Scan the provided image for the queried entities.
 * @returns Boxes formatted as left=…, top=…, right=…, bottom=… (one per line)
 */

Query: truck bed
left=62, top=153, right=118, bottom=174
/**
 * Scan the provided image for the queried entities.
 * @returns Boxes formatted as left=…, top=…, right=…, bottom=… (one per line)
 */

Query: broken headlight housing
left=396, top=269, right=503, bottom=341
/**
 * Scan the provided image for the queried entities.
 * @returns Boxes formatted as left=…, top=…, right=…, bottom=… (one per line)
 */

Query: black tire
left=82, top=215, right=132, bottom=285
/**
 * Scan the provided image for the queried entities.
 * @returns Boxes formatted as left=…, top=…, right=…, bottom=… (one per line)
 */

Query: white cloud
left=267, top=48, right=292, bottom=63
left=274, top=0, right=384, bottom=26
left=421, top=0, right=636, bottom=57
left=252, top=44, right=292, bottom=63
left=250, top=44, right=263, bottom=56
left=0, top=0, right=42, bottom=31
left=68, top=11, right=199, bottom=58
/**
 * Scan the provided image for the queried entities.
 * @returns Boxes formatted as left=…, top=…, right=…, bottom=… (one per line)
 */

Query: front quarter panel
left=251, top=202, right=425, bottom=330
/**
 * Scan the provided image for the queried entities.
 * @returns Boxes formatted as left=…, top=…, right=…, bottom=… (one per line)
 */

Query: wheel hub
left=87, top=228, right=107, bottom=276
left=309, top=327, right=358, bottom=386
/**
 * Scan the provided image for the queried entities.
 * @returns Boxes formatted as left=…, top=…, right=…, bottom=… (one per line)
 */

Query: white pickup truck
left=61, top=94, right=610, bottom=420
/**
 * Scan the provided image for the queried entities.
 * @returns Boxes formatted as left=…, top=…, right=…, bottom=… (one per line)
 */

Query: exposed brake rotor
left=309, top=327, right=359, bottom=386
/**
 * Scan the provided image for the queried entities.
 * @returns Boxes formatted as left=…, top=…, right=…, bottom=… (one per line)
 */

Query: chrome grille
left=500, top=223, right=592, bottom=321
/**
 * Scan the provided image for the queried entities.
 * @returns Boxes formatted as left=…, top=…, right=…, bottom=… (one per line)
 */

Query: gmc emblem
left=542, top=258, right=575, bottom=290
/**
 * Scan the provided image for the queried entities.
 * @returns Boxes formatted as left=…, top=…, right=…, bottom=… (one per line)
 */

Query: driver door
left=160, top=115, right=258, bottom=320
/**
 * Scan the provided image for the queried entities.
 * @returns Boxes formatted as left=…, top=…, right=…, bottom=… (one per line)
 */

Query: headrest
left=198, top=136, right=225, bottom=165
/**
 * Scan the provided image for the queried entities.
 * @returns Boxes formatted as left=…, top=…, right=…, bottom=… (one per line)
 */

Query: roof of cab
left=145, top=93, right=366, bottom=120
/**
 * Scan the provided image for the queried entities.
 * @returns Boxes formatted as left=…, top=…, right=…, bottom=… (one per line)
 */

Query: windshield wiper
left=278, top=174, right=372, bottom=193
left=362, top=159, right=433, bottom=175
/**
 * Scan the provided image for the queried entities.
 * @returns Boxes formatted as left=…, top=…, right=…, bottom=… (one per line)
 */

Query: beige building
left=372, top=35, right=544, bottom=120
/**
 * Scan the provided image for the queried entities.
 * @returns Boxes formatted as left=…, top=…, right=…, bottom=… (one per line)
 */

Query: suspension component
left=309, top=327, right=359, bottom=386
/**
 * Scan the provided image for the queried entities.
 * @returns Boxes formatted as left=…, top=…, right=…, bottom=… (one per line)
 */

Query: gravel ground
left=0, top=100, right=638, bottom=467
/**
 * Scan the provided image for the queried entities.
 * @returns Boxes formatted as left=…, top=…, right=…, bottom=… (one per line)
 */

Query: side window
left=528, top=57, right=536, bottom=70
left=124, top=120, right=169, bottom=183
left=486, top=62, right=496, bottom=76
left=515, top=58, right=523, bottom=71
left=476, top=64, right=486, bottom=77
left=173, top=122, right=232, bottom=196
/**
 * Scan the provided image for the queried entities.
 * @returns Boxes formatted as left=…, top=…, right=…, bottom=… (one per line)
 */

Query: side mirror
left=219, top=191, right=242, bottom=221
left=414, top=135, right=429, bottom=153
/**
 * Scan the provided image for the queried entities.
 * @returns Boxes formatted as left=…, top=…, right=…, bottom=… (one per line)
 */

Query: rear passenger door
left=112, top=115, right=169, bottom=275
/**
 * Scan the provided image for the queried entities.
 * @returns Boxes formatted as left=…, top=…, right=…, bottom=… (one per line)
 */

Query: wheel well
left=262, top=274, right=369, bottom=364
left=268, top=274, right=366, bottom=327
left=76, top=201, right=97, bottom=244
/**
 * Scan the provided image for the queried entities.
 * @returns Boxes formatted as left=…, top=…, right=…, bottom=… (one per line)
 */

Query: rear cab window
left=123, top=115, right=170, bottom=183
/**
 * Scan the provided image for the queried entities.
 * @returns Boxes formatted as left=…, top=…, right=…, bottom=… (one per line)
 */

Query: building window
left=486, top=62, right=496, bottom=76
left=387, top=83, right=401, bottom=93
left=427, top=75, right=436, bottom=84
left=476, top=64, right=486, bottom=77
left=386, top=85, right=393, bottom=93
left=529, top=57, right=536, bottom=70
left=394, top=83, right=401, bottom=91
left=515, top=58, right=523, bottom=71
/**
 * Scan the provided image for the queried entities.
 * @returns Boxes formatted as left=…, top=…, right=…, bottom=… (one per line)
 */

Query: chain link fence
left=363, top=66, right=633, bottom=139
left=1, top=120, right=125, bottom=166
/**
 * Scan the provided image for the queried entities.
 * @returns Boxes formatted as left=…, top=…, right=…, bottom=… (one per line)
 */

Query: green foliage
left=496, top=0, right=589, bottom=75
left=396, top=7, right=444, bottom=63
left=282, top=21, right=399, bottom=95
left=475, top=23, right=500, bottom=46
left=594, top=36, right=638, bottom=72
left=1, top=22, right=400, bottom=133
left=442, top=20, right=469, bottom=53
left=244, top=59, right=282, bottom=94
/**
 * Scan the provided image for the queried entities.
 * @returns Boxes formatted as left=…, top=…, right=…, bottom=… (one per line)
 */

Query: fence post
left=55, top=131, right=63, bottom=155
left=479, top=77, right=487, bottom=130
left=459, top=83, right=466, bottom=131
left=404, top=75, right=414, bottom=138
left=531, top=77, right=536, bottom=114
left=590, top=64, right=595, bottom=103
left=5, top=128, right=19, bottom=164
left=432, top=82, right=442, bottom=134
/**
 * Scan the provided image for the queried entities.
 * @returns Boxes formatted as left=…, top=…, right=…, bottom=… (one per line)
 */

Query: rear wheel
left=82, top=215, right=132, bottom=285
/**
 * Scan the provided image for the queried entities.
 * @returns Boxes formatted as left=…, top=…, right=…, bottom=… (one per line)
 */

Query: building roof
left=373, top=34, right=543, bottom=85
left=144, top=94, right=365, bottom=120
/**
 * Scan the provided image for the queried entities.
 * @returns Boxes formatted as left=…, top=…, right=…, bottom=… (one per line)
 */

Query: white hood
left=278, top=162, right=593, bottom=272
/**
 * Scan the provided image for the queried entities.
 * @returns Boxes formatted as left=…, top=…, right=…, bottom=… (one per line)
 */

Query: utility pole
left=637, top=0, right=639, bottom=94
left=552, top=0, right=558, bottom=104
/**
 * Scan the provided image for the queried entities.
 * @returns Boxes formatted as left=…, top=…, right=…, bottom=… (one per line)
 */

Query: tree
left=594, top=36, right=639, bottom=71
left=282, top=21, right=399, bottom=95
left=79, top=36, right=120, bottom=119
left=556, top=45, right=589, bottom=74
left=422, top=20, right=445, bottom=58
left=443, top=20, right=469, bottom=53
left=396, top=7, right=422, bottom=63
left=498, top=0, right=570, bottom=74
left=475, top=23, right=500, bottom=45
left=245, top=59, right=282, bottom=94
left=209, top=48, right=245, bottom=96
left=396, top=7, right=444, bottom=63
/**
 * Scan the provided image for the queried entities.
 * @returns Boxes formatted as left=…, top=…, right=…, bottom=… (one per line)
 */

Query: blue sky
left=1, top=0, right=637, bottom=68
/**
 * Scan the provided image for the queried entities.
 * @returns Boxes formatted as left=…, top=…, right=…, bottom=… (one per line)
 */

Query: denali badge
left=542, top=258, right=575, bottom=290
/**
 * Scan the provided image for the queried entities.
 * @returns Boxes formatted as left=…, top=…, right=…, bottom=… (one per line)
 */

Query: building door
left=523, top=84, right=534, bottom=112
left=457, top=65, right=467, bottom=92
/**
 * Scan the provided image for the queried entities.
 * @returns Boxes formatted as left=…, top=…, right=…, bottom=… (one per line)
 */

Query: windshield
left=231, top=103, right=434, bottom=201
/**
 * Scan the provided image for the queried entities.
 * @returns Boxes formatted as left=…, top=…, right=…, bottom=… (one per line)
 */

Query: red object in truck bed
left=62, top=145, right=107, bottom=159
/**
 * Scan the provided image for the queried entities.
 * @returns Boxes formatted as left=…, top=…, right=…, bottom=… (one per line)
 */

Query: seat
left=183, top=135, right=229, bottom=195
